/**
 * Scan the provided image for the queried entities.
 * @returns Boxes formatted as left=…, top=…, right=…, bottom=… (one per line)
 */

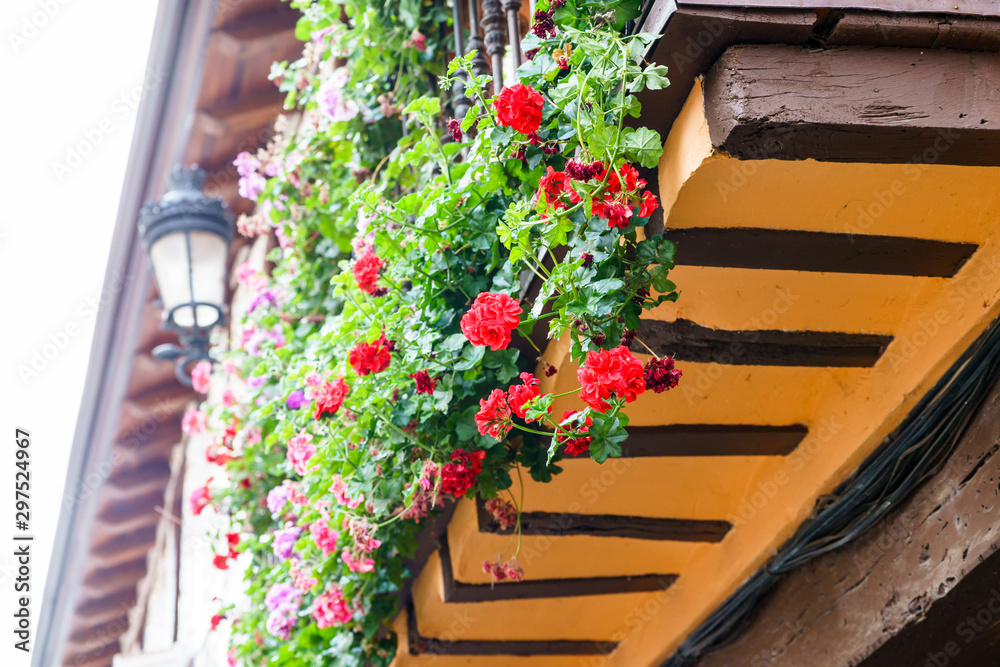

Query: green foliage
left=200, top=1, right=677, bottom=664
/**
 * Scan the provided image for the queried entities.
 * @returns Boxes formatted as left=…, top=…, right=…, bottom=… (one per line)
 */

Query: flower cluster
left=577, top=346, right=647, bottom=411
left=349, top=335, right=393, bottom=376
left=493, top=83, right=544, bottom=135
left=460, top=292, right=522, bottom=351
left=440, top=449, right=486, bottom=497
left=312, top=377, right=349, bottom=419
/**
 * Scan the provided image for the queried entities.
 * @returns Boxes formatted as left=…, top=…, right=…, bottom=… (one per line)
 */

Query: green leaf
left=587, top=413, right=628, bottom=464
left=623, top=127, right=663, bottom=168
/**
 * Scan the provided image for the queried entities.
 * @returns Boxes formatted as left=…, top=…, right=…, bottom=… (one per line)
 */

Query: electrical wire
left=664, top=316, right=1000, bottom=666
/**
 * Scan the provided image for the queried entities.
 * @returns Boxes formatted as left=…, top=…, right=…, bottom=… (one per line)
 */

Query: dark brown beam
left=665, top=228, right=977, bottom=277
left=477, top=498, right=731, bottom=542
left=677, top=0, right=1000, bottom=15
left=619, top=424, right=808, bottom=457
left=438, top=538, right=677, bottom=603
left=635, top=4, right=1000, bottom=142
left=635, top=6, right=817, bottom=138
left=828, top=10, right=1000, bottom=50
left=704, top=44, right=1000, bottom=166
left=549, top=424, right=807, bottom=458
left=406, top=603, right=617, bottom=656
left=633, top=318, right=892, bottom=367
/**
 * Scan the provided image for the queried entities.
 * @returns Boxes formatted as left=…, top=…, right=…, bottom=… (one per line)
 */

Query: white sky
left=0, top=1, right=159, bottom=664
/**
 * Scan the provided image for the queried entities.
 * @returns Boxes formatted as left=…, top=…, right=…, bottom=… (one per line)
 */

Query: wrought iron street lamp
left=138, top=166, right=233, bottom=385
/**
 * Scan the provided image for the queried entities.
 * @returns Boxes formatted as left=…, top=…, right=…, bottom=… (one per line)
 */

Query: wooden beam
left=692, top=356, right=1000, bottom=667
left=619, top=424, right=807, bottom=457
left=195, top=89, right=285, bottom=137
left=476, top=498, right=731, bottom=542
left=406, top=604, right=617, bottom=656
left=633, top=318, right=892, bottom=367
left=635, top=6, right=816, bottom=138
left=438, top=538, right=677, bottom=603
left=635, top=3, right=1000, bottom=141
left=828, top=10, right=1000, bottom=50
left=212, top=5, right=299, bottom=58
left=704, top=44, right=1000, bottom=165
left=664, top=228, right=978, bottom=277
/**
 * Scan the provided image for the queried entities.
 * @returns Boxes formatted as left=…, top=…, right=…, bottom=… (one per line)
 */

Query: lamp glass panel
left=149, top=230, right=193, bottom=326
left=148, top=225, right=228, bottom=329
left=188, top=230, right=228, bottom=328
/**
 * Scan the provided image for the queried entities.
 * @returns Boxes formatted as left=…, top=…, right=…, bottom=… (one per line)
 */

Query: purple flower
left=266, top=484, right=291, bottom=514
left=238, top=172, right=266, bottom=201
left=233, top=151, right=260, bottom=177
left=264, top=583, right=302, bottom=639
left=316, top=72, right=359, bottom=123
left=248, top=288, right=278, bottom=313
left=247, top=375, right=266, bottom=389
left=286, top=390, right=305, bottom=410
left=266, top=609, right=296, bottom=639
left=265, top=582, right=302, bottom=612
left=272, top=525, right=301, bottom=560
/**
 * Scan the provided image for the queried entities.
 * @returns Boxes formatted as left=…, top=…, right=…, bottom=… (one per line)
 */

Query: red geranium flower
left=576, top=345, right=646, bottom=411
left=475, top=389, right=513, bottom=439
left=536, top=167, right=569, bottom=210
left=410, top=370, right=437, bottom=394
left=460, top=292, right=522, bottom=351
left=353, top=252, right=384, bottom=294
left=556, top=410, right=593, bottom=457
left=638, top=190, right=659, bottom=218
left=313, top=377, right=350, bottom=419
left=507, top=372, right=543, bottom=420
left=212, top=554, right=229, bottom=570
left=441, top=449, right=486, bottom=497
left=493, top=83, right=544, bottom=134
left=210, top=613, right=225, bottom=631
left=603, top=202, right=633, bottom=229
left=349, top=339, right=392, bottom=376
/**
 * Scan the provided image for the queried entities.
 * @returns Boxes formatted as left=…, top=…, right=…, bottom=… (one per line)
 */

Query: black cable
left=664, top=316, right=1000, bottom=666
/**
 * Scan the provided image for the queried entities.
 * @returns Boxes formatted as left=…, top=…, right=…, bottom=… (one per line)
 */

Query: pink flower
left=189, top=483, right=212, bottom=515
left=484, top=498, right=517, bottom=531
left=191, top=361, right=212, bottom=394
left=312, top=585, right=353, bottom=628
left=235, top=261, right=257, bottom=287
left=290, top=558, right=318, bottom=591
left=317, top=76, right=360, bottom=123
left=182, top=408, right=208, bottom=435
left=309, top=515, right=340, bottom=556
left=286, top=430, right=316, bottom=475
left=404, top=29, right=427, bottom=51
left=346, top=518, right=382, bottom=554
left=330, top=474, right=362, bottom=509
left=221, top=388, right=236, bottom=407
left=341, top=548, right=375, bottom=573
